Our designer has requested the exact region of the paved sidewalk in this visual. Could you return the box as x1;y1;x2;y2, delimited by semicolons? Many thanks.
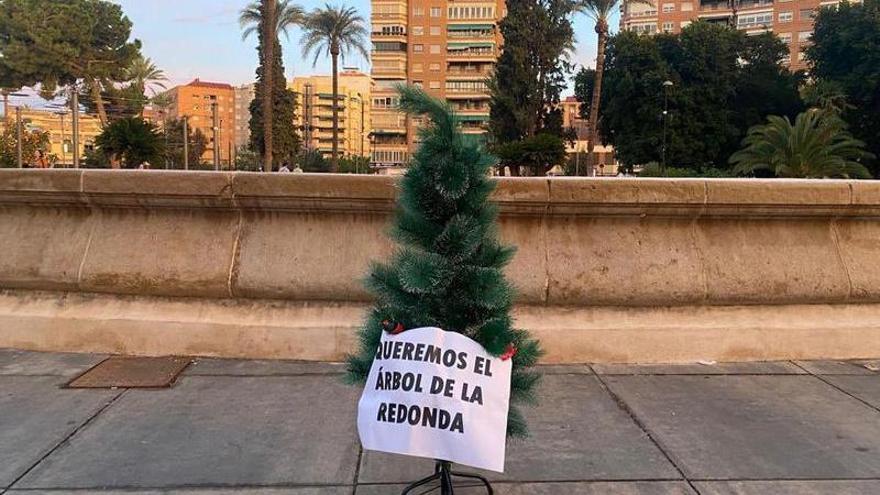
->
1;349;880;494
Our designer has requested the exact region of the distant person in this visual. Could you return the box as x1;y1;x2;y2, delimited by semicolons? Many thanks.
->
293;164;303;174
279;161;291;173
33;150;49;169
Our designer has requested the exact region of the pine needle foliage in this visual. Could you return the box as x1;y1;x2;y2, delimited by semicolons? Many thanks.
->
346;86;543;438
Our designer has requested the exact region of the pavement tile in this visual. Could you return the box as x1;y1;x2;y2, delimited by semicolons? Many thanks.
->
356;481;696;494
794;360;878;375
6;489;349;494
16;375;360;489
693;480;880;494
0;376;118;488
603;375;880;479
185;358;346;376
592;362;804;375
0;349;107;376
821;375;880;410
357;374;679;483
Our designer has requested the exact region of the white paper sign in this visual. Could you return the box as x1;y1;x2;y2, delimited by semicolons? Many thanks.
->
357;326;513;472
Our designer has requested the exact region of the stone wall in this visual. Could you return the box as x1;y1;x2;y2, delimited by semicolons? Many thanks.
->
1;169;879;363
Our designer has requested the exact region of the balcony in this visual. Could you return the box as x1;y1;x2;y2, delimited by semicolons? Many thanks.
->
447;44;496;61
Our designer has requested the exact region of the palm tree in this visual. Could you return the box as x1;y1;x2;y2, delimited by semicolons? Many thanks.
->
238;0;305;172
239;0;305;41
301;5;369;172
729;109;874;179
240;0;304;171
575;0;651;172
125;55;168;96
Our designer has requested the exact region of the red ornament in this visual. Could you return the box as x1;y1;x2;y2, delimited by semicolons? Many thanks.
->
500;343;517;361
381;320;406;335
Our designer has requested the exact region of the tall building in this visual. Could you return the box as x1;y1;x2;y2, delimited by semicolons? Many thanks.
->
370;0;506;170
234;84;255;152
1;107;102;166
163;79;236;166
620;0;843;70
290;70;372;159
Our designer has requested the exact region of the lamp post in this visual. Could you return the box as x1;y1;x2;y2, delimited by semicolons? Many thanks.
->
661;80;673;174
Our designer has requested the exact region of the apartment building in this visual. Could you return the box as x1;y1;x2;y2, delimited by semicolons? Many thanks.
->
163;79;236;166
234;84;255;152
1;107;102;166
370;0;506;170
620;0;845;70
290;71;371;159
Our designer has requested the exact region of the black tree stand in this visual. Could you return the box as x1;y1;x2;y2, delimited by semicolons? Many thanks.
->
401;460;493;494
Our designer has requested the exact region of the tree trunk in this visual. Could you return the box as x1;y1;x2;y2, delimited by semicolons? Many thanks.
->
89;79;108;127
331;47;340;173
261;0;275;172
586;19;608;175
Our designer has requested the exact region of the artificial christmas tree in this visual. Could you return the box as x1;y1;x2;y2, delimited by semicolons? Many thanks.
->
347;86;542;439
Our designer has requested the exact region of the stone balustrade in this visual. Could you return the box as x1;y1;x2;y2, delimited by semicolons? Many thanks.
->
1;169;879;363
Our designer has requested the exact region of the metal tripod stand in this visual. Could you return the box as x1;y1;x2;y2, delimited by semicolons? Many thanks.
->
401;460;493;494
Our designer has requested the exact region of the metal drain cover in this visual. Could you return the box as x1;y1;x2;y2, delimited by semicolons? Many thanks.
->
67;356;191;388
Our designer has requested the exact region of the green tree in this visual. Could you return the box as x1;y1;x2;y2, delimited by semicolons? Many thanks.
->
79;82;147;123
346;86;542;437
807;0;880;175
240;0;304;171
599;22;802;173
488;0;574;175
301;5;370;171
162;118;207;168
0;126;49;168
0;0;142;126
574;0;651;170
729;109;873;179
573;67;596;120
494;133;567;176
94;117;163;168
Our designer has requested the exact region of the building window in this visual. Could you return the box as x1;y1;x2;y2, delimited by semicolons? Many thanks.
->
778;32;792;44
429;63;440;71
430;25;440;35
778;11;793;22
680;20;692;28
413;7;424;16
681;2;693;10
413;63;423;72
413;44;424;52
798;30;812;42
430;44;441;54
662;3;674;12
662;21;674;32
630;23;657;34
413;80;423;88
429;81;440;89
412;26;424;36
430;7;441;17
737;12;773;28
800;8;814;20
797;51;805;61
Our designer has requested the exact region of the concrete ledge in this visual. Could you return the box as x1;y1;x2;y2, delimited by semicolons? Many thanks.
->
2;290;879;364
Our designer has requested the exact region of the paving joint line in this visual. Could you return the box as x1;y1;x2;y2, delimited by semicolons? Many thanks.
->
351;444;364;495
591;372;702;495
5;388;128;491
183;372;346;378
791;361;880;415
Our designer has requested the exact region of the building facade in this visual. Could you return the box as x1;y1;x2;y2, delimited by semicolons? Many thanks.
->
560;97;617;176
370;0;506;170
620;0;843;71
1;107;102;166
163;79;236;166
234;84;255;152
290;71;371;159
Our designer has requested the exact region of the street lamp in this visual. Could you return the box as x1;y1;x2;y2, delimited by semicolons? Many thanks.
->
661;80;673;174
